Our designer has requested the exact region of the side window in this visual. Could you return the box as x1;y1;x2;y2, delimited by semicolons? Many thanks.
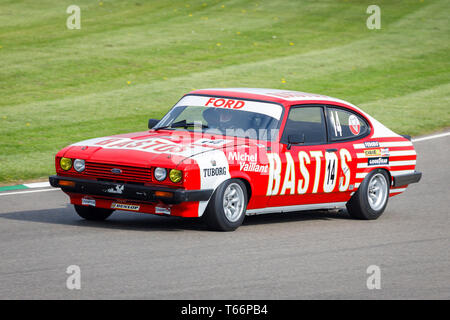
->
326;107;369;140
281;106;327;144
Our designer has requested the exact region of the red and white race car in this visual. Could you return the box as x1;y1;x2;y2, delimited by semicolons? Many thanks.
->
49;88;421;231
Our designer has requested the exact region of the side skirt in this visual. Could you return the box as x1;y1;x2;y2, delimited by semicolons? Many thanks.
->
246;202;347;216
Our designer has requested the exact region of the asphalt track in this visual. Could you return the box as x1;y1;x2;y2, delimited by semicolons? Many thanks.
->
0;133;448;299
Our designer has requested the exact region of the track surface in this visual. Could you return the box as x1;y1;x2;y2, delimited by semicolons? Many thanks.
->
0;136;448;299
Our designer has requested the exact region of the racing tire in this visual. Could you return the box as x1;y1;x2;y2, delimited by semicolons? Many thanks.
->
202;179;248;231
74;205;114;221
346;169;390;220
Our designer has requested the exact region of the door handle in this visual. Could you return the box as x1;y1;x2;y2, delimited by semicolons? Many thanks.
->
326;148;338;153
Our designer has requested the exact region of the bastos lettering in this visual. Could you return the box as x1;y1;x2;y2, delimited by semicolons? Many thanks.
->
93;138;186;153
266;149;352;196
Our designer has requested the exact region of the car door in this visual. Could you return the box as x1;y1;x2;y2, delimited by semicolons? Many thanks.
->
266;105;332;208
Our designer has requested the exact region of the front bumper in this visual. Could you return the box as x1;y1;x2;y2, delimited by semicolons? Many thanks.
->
392;171;422;187
49;175;213;204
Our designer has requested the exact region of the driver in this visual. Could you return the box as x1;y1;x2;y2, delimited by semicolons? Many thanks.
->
202;108;236;132
218;109;234;128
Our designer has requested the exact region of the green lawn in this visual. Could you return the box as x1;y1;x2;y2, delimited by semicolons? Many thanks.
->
0;0;449;183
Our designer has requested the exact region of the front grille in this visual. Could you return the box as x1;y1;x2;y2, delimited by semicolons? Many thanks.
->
84;162;153;183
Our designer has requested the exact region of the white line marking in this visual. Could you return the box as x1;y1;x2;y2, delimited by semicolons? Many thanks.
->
23;182;51;188
0;188;58;196
412;132;450;142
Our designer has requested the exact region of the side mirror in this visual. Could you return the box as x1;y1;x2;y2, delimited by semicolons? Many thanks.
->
148;119;160;129
287;134;305;150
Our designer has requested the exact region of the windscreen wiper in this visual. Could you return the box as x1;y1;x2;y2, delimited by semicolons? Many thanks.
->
154;120;209;131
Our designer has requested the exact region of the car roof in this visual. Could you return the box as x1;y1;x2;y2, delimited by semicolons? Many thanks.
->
185;88;400;139
188;88;356;107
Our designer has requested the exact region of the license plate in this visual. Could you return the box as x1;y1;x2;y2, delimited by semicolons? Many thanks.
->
82;198;96;207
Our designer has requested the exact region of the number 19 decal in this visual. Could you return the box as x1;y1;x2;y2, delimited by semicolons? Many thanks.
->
324;152;338;193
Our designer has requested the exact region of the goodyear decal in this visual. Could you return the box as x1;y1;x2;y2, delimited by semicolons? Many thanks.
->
368;157;389;166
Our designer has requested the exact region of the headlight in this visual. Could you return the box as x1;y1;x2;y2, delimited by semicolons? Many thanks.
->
73;159;85;172
154;167;167;181
60;158;72;171
169;169;182;183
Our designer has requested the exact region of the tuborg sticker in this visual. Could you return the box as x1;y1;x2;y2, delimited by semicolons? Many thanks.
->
203;167;227;177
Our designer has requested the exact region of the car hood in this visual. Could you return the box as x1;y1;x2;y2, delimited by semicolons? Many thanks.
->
61;130;256;168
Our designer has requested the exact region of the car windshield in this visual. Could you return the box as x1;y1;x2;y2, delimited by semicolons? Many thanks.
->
154;105;281;140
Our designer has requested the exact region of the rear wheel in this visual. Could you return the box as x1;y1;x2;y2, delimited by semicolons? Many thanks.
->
74;205;114;221
346;169;390;220
202;179;248;231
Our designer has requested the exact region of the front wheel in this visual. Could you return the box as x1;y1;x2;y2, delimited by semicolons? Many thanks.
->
74;205;114;221
346;169;390;220
202;179;248;231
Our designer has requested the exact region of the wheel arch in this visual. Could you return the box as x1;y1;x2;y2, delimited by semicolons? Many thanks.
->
347;167;391;220
229;172;252;201
383;168;393;188
236;177;252;201
358;167;392;190
198;176;252;218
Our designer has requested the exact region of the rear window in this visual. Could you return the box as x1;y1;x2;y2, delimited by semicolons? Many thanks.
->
326;107;369;140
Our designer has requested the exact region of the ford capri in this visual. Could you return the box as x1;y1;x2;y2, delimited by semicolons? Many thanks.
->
49;88;421;231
